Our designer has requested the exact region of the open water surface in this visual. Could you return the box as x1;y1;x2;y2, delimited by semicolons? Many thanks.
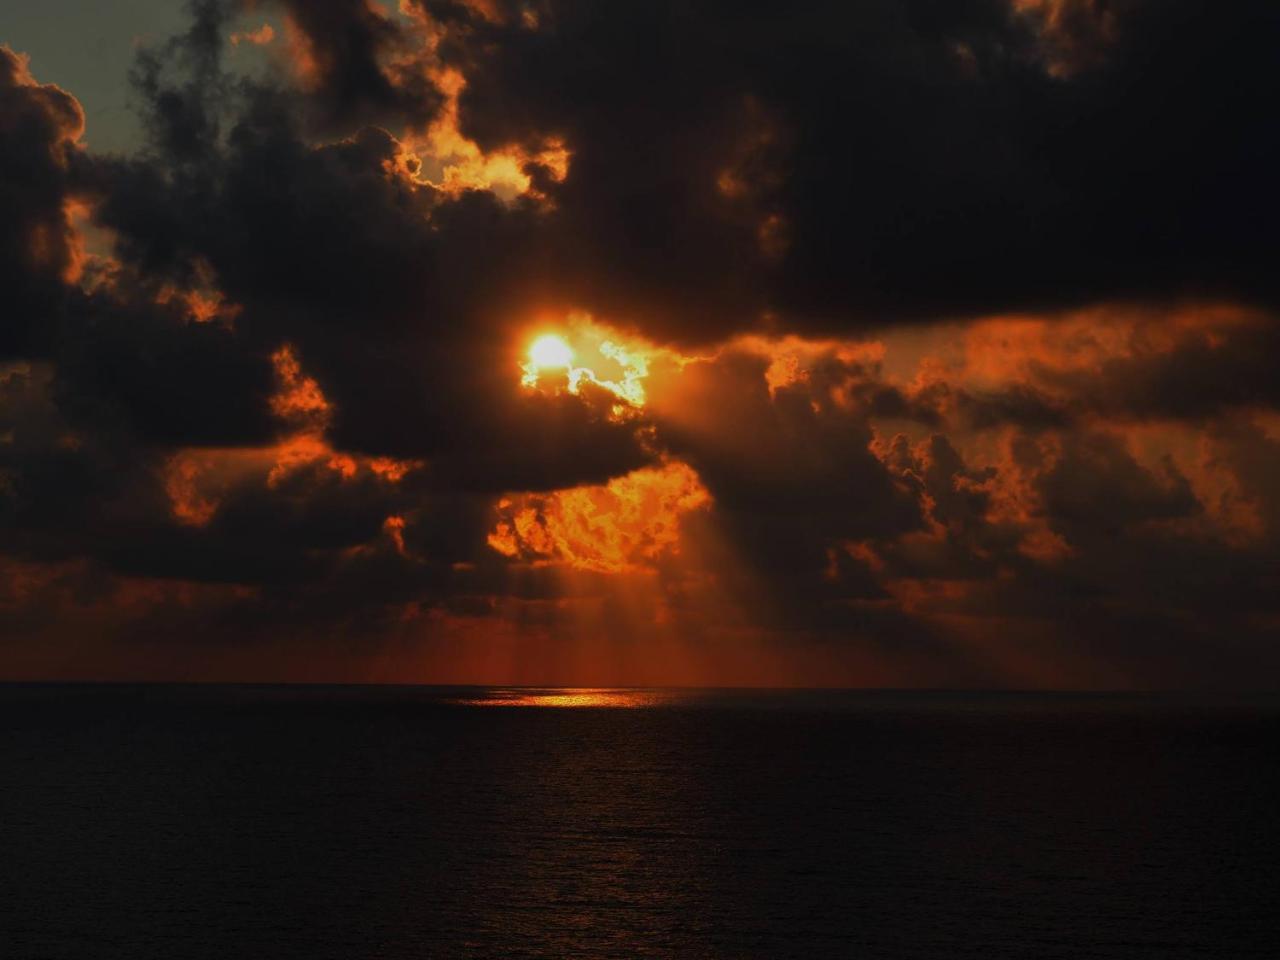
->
1;685;1277;958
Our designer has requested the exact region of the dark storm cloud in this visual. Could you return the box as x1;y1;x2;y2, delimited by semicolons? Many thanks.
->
0;363;172;567
902;306;1280;433
80;13;651;487
874;417;1280;684
419;0;1280;339
273;0;444;134
1;358;456;627
2;0;652;634
124;0;442;153
648;347;923;632
1036;432;1201;542
128;0;231;165
638;324;1278;679
957;390;1060;432
662;350;919;530
54;289;278;448
0;45;84;358
1050;316;1280;423
2;0;1280;683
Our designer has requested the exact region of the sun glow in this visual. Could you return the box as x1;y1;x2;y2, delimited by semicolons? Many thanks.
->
518;319;668;411
528;334;573;370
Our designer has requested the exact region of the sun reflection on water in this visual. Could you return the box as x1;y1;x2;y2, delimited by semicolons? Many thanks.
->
449;688;675;708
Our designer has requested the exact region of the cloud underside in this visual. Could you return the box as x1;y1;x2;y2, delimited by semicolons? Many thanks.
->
2;0;1280;686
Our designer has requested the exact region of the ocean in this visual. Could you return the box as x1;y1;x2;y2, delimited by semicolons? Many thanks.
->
1;685;1276;958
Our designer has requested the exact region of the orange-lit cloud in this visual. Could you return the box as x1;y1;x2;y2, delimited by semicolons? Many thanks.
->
407;67;569;200
488;459;711;573
270;344;331;428
163;451;222;526
1012;0;1119;76
1;47;85;138
383;514;408;556
265;346;422;485
159;344;421;526
230;23;276;47
517;314;692;413
152;259;242;324
730;333;887;400
950;303;1259;388
281;13;323;88
2;46;85;296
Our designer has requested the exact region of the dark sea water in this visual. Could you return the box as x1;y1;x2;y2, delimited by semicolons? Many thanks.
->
1;686;1277;959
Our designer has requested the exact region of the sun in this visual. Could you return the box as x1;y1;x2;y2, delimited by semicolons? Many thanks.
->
518;319;655;410
528;334;573;369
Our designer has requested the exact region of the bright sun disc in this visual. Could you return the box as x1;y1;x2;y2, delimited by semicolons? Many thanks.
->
529;334;573;369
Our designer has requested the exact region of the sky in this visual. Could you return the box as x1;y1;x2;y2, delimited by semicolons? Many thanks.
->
2;0;1279;687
